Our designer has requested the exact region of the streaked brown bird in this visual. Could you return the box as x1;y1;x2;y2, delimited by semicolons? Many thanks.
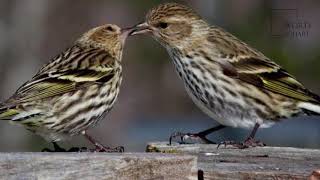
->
132;3;320;148
0;24;131;152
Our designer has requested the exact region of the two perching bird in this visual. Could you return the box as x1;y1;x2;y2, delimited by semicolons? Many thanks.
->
0;3;319;151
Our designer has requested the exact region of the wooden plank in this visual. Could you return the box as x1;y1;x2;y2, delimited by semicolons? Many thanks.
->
0;152;197;180
147;142;320;179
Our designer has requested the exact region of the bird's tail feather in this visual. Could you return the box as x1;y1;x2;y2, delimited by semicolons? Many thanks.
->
298;102;320;116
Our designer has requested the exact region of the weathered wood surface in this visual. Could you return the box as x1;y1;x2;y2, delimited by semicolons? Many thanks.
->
147;142;320;180
0;152;197;180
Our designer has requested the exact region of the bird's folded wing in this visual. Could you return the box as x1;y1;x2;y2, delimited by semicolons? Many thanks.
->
6;69;115;105
222;57;320;103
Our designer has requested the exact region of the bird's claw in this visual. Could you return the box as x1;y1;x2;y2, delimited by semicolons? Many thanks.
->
42;143;88;152
93;143;124;153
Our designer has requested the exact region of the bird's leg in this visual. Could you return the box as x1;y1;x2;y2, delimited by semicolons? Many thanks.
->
42;142;64;152
242;123;265;147
169;125;226;145
41;142;88;152
52;142;67;152
217;123;265;149
82;131;124;152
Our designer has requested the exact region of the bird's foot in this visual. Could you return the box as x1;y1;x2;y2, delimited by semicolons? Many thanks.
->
169;131;216;145
81;130;124;152
42;142;88;152
92;143;124;153
217;138;265;149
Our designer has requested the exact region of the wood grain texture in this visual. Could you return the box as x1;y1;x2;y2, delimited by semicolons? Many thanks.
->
0;152;197;180
147;142;320;180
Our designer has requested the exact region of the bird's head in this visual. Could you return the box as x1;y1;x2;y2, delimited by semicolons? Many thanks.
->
131;3;209;49
77;24;132;59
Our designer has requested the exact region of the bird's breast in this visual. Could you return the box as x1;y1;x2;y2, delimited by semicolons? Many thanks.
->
168;52;277;128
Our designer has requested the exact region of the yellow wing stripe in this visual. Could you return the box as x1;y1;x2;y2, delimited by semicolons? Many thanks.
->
262;79;315;102
0;109;19;119
17;83;76;103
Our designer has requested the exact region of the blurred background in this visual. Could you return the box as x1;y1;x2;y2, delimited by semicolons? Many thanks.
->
0;0;319;152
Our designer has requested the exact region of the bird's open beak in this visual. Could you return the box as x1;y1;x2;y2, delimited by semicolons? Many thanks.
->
120;28;135;44
130;22;152;36
120;27;134;37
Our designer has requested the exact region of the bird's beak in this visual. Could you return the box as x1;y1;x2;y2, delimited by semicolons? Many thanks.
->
120;28;134;44
120;27;134;37
130;22;152;36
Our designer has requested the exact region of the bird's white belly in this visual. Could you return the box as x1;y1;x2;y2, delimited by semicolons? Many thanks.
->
185;87;274;129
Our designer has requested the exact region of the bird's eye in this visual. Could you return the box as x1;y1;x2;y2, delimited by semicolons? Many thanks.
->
157;22;168;29
106;26;115;32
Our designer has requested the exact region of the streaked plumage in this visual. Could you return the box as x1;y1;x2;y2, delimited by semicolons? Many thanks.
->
132;3;320;147
0;24;130;150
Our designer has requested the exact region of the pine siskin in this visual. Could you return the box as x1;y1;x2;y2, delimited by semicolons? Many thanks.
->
131;3;320;148
0;24;132;152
